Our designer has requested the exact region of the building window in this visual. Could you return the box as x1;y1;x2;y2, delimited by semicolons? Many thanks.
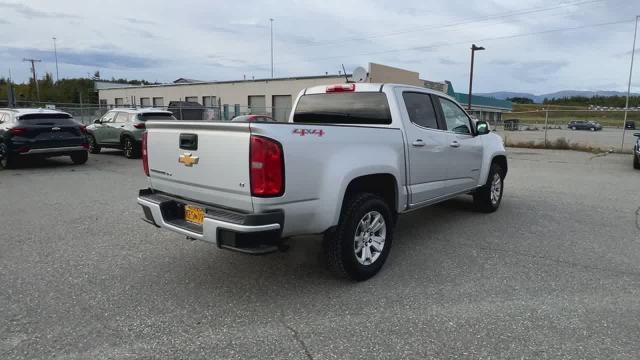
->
140;97;151;107
202;96;216;108
99;99;107;107
115;98;124;107
185;96;198;104
152;97;164;107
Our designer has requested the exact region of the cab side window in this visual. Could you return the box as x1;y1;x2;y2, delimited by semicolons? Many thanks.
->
438;97;472;135
403;92;438;129
113;112;127;123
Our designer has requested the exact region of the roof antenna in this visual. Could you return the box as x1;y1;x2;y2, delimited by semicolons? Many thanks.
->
341;64;350;83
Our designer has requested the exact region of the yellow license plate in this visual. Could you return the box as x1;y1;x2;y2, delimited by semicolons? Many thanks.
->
184;205;204;225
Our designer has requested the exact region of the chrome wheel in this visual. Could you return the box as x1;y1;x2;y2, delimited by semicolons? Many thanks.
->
354;211;386;265
490;173;502;206
123;138;133;158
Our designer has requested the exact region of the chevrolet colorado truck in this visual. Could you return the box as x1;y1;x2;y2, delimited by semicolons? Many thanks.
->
137;83;507;280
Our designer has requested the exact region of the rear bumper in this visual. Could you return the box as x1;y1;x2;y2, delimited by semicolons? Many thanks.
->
137;189;283;253
23;146;87;155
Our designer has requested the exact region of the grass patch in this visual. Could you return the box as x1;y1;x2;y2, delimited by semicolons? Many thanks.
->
504;137;611;153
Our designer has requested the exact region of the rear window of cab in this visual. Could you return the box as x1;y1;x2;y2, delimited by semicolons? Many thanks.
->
293;92;391;125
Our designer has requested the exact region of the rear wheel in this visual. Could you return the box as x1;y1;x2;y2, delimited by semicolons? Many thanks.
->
70;151;88;165
122;137;139;159
571;126;576;130
0;143;15;169
634;153;640;169
590;127;595;131
87;134;101;154
324;193;394;281
473;163;505;213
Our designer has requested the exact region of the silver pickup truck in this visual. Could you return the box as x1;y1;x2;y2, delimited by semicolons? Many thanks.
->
137;83;507;280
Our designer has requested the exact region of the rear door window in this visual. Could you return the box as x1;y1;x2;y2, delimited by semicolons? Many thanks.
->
293;92;391;124
402;92;439;129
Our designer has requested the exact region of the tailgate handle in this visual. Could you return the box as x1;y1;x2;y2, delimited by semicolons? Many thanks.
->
179;133;198;150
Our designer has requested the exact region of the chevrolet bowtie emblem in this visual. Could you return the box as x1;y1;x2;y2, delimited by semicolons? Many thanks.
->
178;153;199;167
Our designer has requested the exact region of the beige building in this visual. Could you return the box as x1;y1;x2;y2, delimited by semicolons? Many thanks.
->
97;62;450;121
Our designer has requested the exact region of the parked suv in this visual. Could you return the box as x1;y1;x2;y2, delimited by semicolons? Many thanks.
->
86;108;176;158
0;108;89;169
568;120;602;131
633;132;640;170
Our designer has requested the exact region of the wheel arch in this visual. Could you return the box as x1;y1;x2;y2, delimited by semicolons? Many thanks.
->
339;173;399;220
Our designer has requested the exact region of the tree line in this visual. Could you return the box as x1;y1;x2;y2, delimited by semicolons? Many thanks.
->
507;95;640;107
1;73;155;105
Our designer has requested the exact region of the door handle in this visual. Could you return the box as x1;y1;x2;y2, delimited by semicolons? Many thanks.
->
450;140;460;148
412;139;425;147
120;125;125;128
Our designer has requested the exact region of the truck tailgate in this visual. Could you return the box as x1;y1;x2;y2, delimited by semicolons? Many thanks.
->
145;121;253;212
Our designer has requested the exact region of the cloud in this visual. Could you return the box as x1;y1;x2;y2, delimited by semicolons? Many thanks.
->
494;60;569;83
0;46;157;69
439;57;460;65
123;17;157;25
0;1;78;19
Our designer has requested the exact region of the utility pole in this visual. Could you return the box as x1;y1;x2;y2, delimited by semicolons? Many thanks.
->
23;58;42;102
52;36;59;83
467;44;485;111
622;15;639;152
270;18;274;78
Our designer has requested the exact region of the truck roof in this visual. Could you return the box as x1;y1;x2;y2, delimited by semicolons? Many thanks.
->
108;107;173;114
303;83;457;101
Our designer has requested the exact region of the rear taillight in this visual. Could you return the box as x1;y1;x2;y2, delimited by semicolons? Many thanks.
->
9;128;27;136
250;135;284;197
133;123;146;129
326;83;355;92
142;131;149;176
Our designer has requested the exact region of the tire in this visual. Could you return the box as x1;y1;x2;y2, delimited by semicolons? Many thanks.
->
473;163;505;213
87;134;101;154
70;151;88;165
324;193;394;281
590;127;595;131
571;126;576;130
122;136;140;159
634;153;640;170
0;143;15;169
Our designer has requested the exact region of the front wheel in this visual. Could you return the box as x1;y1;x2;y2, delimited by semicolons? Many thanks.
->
473;163;505;213
571;126;576;130
87;134;101;154
590;127;595;131
324;193;394;281
70;151;88;165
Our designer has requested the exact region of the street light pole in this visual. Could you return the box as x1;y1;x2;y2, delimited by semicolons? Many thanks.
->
23;58;42;102
270;18;274;78
468;44;485;111
622;15;639;152
52;36;59;83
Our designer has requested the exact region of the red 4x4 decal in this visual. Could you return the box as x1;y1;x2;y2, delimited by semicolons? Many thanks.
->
293;128;325;137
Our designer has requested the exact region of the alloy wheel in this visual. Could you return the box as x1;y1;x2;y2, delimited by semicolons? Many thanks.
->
490;173;502;206
353;211;386;266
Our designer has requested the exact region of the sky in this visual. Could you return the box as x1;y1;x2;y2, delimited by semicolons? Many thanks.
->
1;0;640;94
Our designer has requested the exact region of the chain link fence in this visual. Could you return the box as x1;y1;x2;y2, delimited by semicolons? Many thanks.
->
493;109;639;153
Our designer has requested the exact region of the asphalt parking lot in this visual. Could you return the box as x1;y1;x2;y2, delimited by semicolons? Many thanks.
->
1;148;639;359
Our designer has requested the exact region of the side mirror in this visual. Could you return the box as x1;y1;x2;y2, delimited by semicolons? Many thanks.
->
476;121;490;135
93;119;101;124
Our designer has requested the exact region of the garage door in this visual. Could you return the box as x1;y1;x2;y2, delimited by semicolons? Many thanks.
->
248;95;266;115
272;95;292;122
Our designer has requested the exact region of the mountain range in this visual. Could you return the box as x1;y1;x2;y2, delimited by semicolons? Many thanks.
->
476;90;639;103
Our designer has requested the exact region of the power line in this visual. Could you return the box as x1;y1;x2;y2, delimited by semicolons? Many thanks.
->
271;18;635;67
282;0;607;51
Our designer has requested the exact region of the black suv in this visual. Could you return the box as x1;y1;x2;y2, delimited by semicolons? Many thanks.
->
568;120;602;131
633;132;640;170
